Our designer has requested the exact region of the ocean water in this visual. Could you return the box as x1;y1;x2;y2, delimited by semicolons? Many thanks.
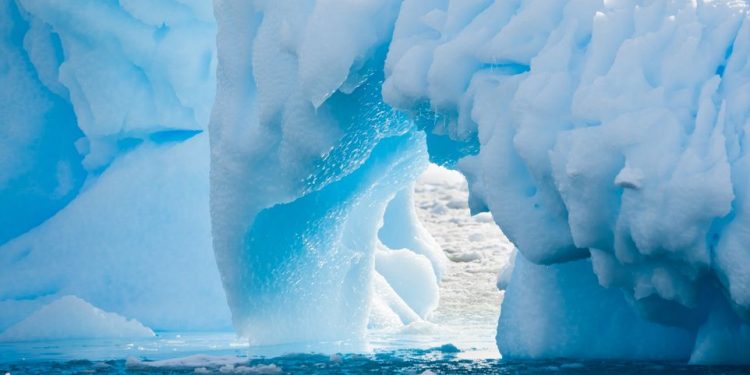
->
1;332;749;374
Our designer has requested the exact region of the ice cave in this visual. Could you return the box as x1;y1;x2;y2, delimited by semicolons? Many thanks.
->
2;0;750;372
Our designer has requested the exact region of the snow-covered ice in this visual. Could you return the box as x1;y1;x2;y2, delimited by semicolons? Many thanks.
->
381;0;750;363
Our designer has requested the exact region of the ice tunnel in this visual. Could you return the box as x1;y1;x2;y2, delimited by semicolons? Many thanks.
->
2;0;750;366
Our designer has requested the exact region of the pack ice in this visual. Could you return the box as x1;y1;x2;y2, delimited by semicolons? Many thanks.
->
1;0;750;365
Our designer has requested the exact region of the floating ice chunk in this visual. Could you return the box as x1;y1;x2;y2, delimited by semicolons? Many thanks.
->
0;295;154;342
447;252;481;263
210;0;437;349
126;355;282;374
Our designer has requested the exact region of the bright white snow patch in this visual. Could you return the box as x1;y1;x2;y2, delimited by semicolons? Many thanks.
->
0;295;154;342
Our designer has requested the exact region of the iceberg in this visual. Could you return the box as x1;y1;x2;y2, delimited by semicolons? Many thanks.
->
2;0;750;365
0;0;229;332
381;0;750;363
209;0;750;363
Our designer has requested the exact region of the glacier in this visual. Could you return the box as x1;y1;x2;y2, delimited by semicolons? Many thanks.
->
2;0;750;366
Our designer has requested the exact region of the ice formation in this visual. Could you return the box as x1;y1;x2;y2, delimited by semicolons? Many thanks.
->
210;0;750;363
0;295;155;342
209;1;444;349
3;0;750;365
0;0;230;332
379;0;750;364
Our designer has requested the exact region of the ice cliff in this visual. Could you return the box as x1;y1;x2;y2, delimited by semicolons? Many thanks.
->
0;0;230;331
210;0;750;363
381;0;750;363
2;0;750;364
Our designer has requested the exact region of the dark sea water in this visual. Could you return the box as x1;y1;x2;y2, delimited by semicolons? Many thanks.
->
3;354;750;374
1;333;748;374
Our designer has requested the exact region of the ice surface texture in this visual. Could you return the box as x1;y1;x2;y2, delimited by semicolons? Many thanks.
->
0;295;154;342
3;0;750;364
0;0;230;332
210;1;445;349
210;0;750;362
380;0;750;364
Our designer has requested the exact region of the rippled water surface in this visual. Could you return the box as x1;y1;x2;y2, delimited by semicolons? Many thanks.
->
3;352;750;374
1;333;749;374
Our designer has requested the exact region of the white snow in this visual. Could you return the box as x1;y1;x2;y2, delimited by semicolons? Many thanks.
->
0;295;154;342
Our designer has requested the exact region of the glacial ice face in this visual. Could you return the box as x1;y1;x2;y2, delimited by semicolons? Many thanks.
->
499;256;695;360
0;0;229;332
382;0;750;363
212;0;750;362
210;1;444;348
0;1;84;244
0;136;229;332
3;0;750;364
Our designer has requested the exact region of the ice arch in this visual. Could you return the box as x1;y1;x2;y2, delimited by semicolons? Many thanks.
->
1;0;749;365
210;0;750;364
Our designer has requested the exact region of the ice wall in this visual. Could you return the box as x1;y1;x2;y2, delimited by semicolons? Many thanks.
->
4;0;750;364
382;0;750;364
210;1;444;349
0;0;230;332
209;0;750;361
